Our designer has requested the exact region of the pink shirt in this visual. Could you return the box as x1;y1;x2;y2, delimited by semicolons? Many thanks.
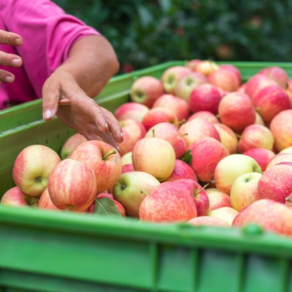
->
0;0;100;109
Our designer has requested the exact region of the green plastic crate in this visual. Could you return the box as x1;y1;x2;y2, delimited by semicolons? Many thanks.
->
0;61;292;292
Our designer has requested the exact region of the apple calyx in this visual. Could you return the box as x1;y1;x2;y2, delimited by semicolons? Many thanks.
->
103;150;117;160
35;176;42;183
115;183;126;191
152;129;155;138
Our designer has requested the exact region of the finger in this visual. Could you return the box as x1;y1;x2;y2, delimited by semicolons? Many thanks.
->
0;30;23;46
42;79;60;121
59;96;71;105
87;102;108;133
0;51;22;67
101;108;123;143
0;69;15;83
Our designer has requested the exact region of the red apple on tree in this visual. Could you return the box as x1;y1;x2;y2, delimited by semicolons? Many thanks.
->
115;102;149;123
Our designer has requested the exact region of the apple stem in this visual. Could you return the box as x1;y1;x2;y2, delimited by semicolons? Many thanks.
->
180;132;188;138
152;129;155;138
195;184;209;196
235;133;242;139
177;119;186;126
202;183;210;190
216;114;220;119
103;150;117;160
255;107;261;112
285;197;292;203
140;190;148;196
285;82;289;91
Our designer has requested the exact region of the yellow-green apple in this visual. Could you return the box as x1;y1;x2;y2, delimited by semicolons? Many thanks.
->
115;102;149;122
173;179;210;216
218;92;256;133
205;188;231;211
270;109;292;152
142;108;177;131
214;154;262;195
254;112;265;125
258;66;289;88
122;164;135;174
60;133;87;160
13;145;61;197
245;74;277;101
257;164;292;203
187;137;229;183
214;123;238;154
194;60;219;76
285;80;292;105
48;159;97;211
208;207;238;226
178;119;220;147
161;66;191;94
243;148;275;171
70;141;122;193
189;84;222;114
152;94;190;121
113;171;160;217
280;146;292;154
38;188;60;211
145;123;187;158
232;199;292;237
220;64;242;84
139;182;197;223
122;152;132;165
118;119;146;156
163;159;197;182
265;153;292;170
188;111;220;124
230;172;262;211
132;138;175;181
1;186;38;207
130;76;164;107
238;125;274;153
185;59;201;70
174;72;208;102
253;85;290;123
188;216;230;227
208;67;240;92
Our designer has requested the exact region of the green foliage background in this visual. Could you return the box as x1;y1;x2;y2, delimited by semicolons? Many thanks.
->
54;0;292;73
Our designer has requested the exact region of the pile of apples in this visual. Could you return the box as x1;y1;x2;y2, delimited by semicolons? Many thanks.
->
2;59;292;238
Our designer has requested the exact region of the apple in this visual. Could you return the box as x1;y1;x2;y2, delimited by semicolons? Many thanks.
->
218;92;256;133
214;154;262;195
220;64;242;84
238;125;274;153
213;123;238;155
280;146;292;154
13;145;61;197
152;94;190;121
38;188;60;210
266;153;292;170
270;109;292;152
254;112;265;126
208;207;238;226
189;84;222;114
258;66;289;88
113;171;160;217
60;133;87;160
48;159;97;211
118;119;146;156
230;172;262;211
285;80;292;105
252;85;290;123
70;141;122;193
178;119;220;147
139;182;197;222
232;199;292;237
188;216;230;227
96;193;114;199
208;67;240;92
130;76;164;107
237;83;246;93
174;72;208;102
243;148;275;171
161;66;191;94
115;102;149;122
1;186;38;207
194;60;219;76
132;138;175;181
122;152;132;165
188;111;220;124
205;188;231;211
185;59;201;70
121;164;135;174
187;137;229;183
163;159;197;182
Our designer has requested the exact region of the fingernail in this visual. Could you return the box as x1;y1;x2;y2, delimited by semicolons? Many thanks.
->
15;38;22;45
120;132;123;138
12;59;21;66
5;76;14;83
43;109;54;120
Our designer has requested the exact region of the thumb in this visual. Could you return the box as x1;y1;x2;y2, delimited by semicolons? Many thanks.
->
42;80;60;121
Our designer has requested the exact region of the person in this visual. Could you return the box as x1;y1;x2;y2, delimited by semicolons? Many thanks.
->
0;0;123;149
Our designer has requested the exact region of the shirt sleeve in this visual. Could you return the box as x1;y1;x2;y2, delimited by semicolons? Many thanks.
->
0;0;101;98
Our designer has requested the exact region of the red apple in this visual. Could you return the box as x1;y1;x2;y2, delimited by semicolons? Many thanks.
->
205;188;231;211
220;64;242;84
213;123;238;154
139;182;197;222
194;60;219;76
13;145;61;197
254;112;265;126
266;153;292;170
48;159;97;211
185;59;201;70
130;76;164;107
187;137;229;183
189;84;222;114
218;92;256;133
115;102;149;122
60;133;87;160
187;111;220;124
188;216;230;227
163;159;197;182
259;66;289;88
96;193;114;200
38;188;60;211
70;141;122;193
232;199;292;237
285;80;292;105
237;83;246;93
121;164;135;174
1;186;38;207
243;148;275;171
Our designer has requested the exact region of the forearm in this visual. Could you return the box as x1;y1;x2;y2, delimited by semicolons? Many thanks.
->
56;35;119;98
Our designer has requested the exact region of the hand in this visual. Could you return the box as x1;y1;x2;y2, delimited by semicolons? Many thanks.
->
42;69;123;150
0;29;23;83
